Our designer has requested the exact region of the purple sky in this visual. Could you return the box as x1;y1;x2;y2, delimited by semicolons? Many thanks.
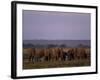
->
22;10;90;40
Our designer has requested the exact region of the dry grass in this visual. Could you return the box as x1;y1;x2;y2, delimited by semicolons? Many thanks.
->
23;58;90;69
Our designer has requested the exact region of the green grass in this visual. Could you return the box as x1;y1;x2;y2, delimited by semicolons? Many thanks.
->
23;59;90;69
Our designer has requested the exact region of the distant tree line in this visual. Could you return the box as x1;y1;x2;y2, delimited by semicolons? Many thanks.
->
23;43;90;48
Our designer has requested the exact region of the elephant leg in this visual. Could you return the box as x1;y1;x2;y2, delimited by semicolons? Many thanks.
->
32;56;34;63
29;56;32;62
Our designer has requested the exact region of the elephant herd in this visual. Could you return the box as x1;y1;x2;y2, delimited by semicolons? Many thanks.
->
23;47;90;63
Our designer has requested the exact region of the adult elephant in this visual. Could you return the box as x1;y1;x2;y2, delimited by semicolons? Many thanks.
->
48;48;60;61
44;48;51;61
66;49;75;60
74;48;88;60
23;48;35;63
28;48;36;62
33;48;45;62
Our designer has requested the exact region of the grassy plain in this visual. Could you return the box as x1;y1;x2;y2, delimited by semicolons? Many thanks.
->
23;58;90;69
